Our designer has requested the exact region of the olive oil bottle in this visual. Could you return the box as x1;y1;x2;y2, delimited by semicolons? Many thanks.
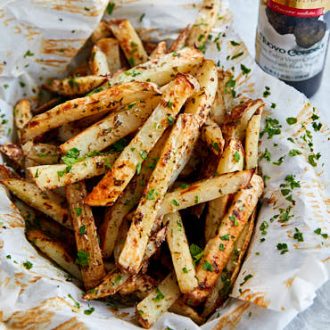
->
256;0;330;97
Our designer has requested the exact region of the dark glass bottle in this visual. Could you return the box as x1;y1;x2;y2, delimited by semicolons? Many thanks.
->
256;0;330;98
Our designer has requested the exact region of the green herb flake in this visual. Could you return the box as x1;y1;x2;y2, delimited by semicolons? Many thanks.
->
231;52;244;60
212;142;220;152
84;306;95;315
167;100;173;109
179;183;189;189
220;234;230;241
171;199;180;207
230;40;240;46
272;156;285;166
219;243;225;251
260;221;269;235
182;267;189;273
139;150;148;160
277;243;289;254
240;274;253;286
203;260;214;272
271;103;277;109
146;189;156;200
106;2;115;15
240;64;251;75
23;260;33;270
260;148;271;161
263;86;271;98
260;117;281;139
190;244;203;264
24;50;34;58
293;228;304;242
68;293;80;309
233;151;241;162
314;228;328;239
79;225;87;236
289;149;302;157
167;115;175;126
286;117;297;125
74;207;82;216
76;250;89;266
139;13;145;22
152;288;165;302
136;162;142;175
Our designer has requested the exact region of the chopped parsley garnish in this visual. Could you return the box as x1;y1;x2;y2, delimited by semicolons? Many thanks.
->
74;207;82;216
293;228;304;242
230;40;240;46
229;215;239;226
136;162;142;174
194;195;199;204
260;221;269;235
106;2;115;15
314;228;328;239
311;108;322;131
171;199;180;207
260;118;281;139
62;147;80;166
76;250;89;266
220;234;230;241
84;306;95;315
286;117;297;125
308;153;321;167
180;183;189;189
272;155;285;166
152;288;165;302
231;52;244;60
260;148;271;161
240;274;253;286
190;244;203;264
240;64;251;75
23;260;33;270
24;50;34;58
212;142;220;152
233;151;241;162
182;267;189;273
289;149;302;157
224;77;236;97
166;100;173;108
219;243;225;251
79;225;87;235
68;294;80;309
139;150;148;160
263;86;271;98
139;13;145;22
277;243;289;254
111;138;128;152
146;189;156;200
167;115;175;126
271;103;277;109
203;260;214;272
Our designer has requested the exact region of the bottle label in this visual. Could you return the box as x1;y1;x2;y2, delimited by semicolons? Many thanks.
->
256;1;329;82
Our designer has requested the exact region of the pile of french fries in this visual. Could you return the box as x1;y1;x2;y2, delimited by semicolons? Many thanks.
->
0;1;265;327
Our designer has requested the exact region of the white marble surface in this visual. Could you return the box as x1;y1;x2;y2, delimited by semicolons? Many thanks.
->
232;1;330;329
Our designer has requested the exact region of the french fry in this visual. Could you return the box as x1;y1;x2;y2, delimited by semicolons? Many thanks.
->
201;118;225;156
169;299;204;325
60;97;160;156
96;38;121;73
14;99;33;136
66;182;105;290
28;153;118;190
0;144;24;168
223;99;264;140
245;114;262;170
118;113;200;273
85;74;198;207
136;273;181;329
100;131;169;258
112;216;130;263
150;41;167;60
160;170;253;215
205;139;244;241
108;47;203;87
188;174;263;304
91;21;111;43
21;81;160;142
202;213;255;318
118;274;157;298
44;76;107;97
169;26;190;52
89;45;110;75
109;19;148;66
33;97;63;115
26;229;82;281
0;178;71;228
84;227;167;300
186;0;220;50
166;212;198;294
22;142;59;165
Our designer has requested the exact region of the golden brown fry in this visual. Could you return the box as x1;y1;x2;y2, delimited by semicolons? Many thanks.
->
0;144;24;168
150;41;167;60
166;212;198;294
22;142;59;165
89;45;110;75
96;38;121;73
27;229;82;281
118;113;200;273
201;118;225;156
60;97;160;156
160;170;253;215
169;299;204;325
21;81;160;142
91;21;111;43
186;0;220;50
85;74;198;207
245;113;262;170
108;47;203;86
169;26;190;52
136;273;181;329
118;274;156;298
188;175;263;304
1;178;71;228
66;182;105;290
44;76;106;97
205;139;244;241
109;19;148;66
14;99;32;134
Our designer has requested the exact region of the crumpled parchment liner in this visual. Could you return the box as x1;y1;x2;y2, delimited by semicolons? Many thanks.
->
0;1;329;329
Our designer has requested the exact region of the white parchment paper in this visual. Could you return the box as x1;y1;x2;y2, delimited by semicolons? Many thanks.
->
0;1;329;329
